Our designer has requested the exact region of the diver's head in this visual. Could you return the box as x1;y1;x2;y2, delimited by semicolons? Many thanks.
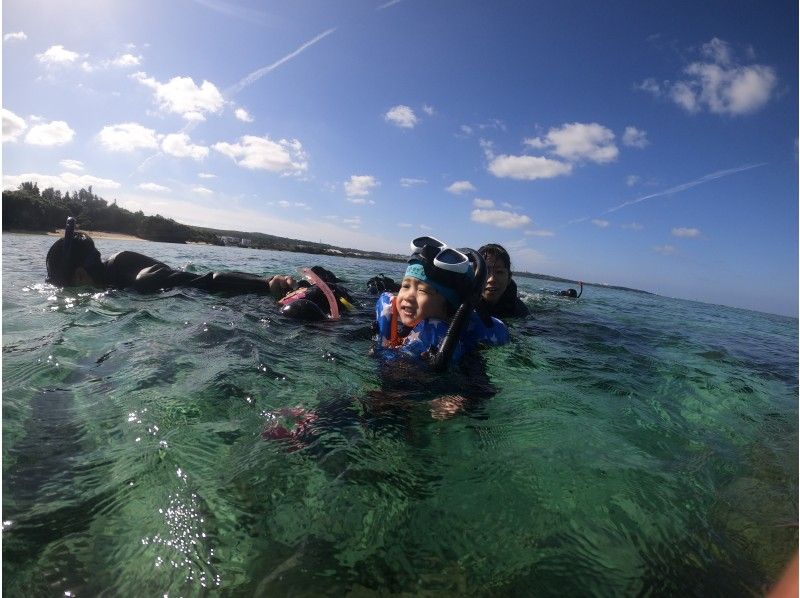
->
565;288;578;298
403;236;478;321
478;243;512;305
46;218;105;287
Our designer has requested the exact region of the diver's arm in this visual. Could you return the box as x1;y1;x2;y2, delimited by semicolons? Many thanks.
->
132;265;280;295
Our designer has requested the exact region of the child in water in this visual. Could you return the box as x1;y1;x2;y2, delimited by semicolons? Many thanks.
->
374;236;509;364
262;237;510;441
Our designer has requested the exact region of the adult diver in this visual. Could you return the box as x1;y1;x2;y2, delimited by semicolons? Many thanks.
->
45;217;355;319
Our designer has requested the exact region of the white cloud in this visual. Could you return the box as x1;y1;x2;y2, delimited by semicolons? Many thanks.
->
198;172;216;178
4;32;27;42
654;244;676;255
471;208;532;229
621;222;644;231
473;198;495;208
488;154;572;180
161;133;209;160
400;177;426;187
132;72;225;121
591;219;610;228
671;226;700;237
525;122;618;163
625;175;641;187
234;107;254;122
385;105;418;128
525;229;555;237
60;159;84;171
193;186;213;195
212;135;307;174
622;126;649;148
344;175;379;199
398;222;413;228
446;180;476;195
3;171;120;191
36;44;80;65
139;182;170;192
108;53;141;68
702;37;733;65
97;122;160;152
422;104;434;116
342;216;362;228
2;109;27;142
273;200;309;210
25;120;75;146
638;37;777;116
636;78;661;95
347;197;375;205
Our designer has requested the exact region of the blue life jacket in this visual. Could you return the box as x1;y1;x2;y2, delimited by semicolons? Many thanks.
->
374;292;509;363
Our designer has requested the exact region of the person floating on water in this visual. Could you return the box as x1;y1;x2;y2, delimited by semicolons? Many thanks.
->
556;281;583;298
45;217;355;318
477;243;530;318
373;236;509;367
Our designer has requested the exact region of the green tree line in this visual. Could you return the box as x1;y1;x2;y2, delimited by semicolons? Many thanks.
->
2;182;218;244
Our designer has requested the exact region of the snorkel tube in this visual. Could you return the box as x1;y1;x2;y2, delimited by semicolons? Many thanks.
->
428;248;487;372
64;216;76;254
298;266;340;320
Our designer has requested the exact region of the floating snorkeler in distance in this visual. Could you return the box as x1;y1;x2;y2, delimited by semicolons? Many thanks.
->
556;281;583;298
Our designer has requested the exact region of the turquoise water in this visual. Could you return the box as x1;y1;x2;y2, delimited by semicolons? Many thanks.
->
3;233;797;596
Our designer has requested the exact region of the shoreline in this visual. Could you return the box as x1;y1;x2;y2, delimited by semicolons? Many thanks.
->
5;229;146;241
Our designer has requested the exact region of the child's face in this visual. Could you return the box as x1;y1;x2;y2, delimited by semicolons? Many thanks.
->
396;276;448;326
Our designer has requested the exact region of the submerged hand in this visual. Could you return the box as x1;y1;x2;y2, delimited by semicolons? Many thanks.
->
430;394;468;420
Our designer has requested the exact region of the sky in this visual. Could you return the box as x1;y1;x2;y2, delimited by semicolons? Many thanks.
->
2;0;798;317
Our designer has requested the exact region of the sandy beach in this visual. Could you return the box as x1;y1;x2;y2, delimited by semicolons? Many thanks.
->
43;229;143;241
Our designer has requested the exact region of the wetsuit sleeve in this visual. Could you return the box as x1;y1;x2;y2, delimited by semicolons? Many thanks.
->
133;266;270;294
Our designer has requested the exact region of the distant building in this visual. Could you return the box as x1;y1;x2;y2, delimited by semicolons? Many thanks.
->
218;235;251;247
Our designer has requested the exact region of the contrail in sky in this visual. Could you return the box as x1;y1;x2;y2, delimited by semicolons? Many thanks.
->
559;162;767;228
603;162;767;214
227;28;337;96
377;0;403;9
191;0;268;25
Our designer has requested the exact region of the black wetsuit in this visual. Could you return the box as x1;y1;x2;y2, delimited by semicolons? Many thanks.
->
102;251;271;294
480;279;529;318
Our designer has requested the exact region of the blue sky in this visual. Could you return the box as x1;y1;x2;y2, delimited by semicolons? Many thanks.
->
2;0;797;316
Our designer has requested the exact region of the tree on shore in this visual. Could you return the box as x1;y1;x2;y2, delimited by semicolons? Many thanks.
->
2;182;217;244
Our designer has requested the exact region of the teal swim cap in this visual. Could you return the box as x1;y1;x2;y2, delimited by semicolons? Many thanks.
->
404;261;461;306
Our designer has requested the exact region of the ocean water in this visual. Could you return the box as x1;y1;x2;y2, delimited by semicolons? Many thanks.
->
2;232;797;596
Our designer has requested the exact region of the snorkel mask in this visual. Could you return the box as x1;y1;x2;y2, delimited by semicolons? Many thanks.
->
408;236;481;304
